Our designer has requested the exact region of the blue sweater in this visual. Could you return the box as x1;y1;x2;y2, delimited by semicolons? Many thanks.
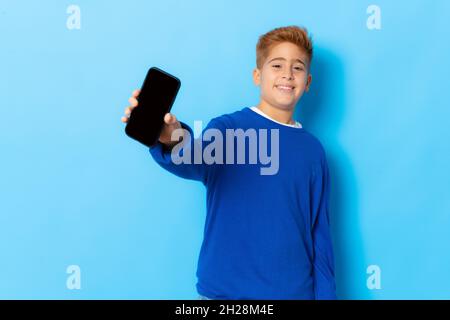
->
149;106;337;300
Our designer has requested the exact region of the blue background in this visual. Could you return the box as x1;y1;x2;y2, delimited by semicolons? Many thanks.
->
1;0;449;299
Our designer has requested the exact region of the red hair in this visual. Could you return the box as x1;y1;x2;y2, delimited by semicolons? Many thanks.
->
256;25;313;69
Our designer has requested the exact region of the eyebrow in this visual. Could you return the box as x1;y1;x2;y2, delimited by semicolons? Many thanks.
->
268;57;306;67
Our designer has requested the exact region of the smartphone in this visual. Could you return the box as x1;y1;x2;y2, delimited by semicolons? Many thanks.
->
125;67;181;147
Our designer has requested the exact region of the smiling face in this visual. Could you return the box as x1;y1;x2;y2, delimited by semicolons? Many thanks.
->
253;42;312;112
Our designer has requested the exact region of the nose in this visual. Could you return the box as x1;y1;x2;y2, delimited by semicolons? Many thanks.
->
282;70;294;80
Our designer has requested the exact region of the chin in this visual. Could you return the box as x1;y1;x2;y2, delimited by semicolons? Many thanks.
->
272;101;296;111
275;97;298;107
271;96;300;108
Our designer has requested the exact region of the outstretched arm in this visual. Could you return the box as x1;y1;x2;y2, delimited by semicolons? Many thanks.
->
149;119;217;184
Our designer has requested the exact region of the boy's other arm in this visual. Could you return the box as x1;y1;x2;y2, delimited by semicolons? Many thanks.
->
310;155;338;300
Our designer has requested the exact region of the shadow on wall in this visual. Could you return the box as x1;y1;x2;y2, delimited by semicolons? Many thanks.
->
295;46;372;300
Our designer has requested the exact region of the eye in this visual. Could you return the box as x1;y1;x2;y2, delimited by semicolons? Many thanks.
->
272;64;281;68
294;66;304;71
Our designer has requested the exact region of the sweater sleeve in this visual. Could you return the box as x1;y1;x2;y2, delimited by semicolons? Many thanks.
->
310;154;337;300
148;118;223;185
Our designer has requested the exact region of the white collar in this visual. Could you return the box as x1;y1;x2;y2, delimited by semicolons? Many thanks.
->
250;106;302;128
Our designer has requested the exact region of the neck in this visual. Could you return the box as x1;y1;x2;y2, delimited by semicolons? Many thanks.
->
255;100;295;125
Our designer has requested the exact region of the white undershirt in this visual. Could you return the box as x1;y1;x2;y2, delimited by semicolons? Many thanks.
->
250;106;302;128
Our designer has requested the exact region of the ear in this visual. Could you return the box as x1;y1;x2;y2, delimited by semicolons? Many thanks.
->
253;68;261;86
305;73;312;92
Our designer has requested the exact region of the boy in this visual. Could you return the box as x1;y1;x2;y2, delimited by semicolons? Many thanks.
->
121;26;337;300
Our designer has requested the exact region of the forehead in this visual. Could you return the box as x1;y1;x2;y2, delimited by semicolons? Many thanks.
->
266;42;308;64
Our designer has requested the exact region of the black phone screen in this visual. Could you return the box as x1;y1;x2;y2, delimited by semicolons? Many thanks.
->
125;67;181;147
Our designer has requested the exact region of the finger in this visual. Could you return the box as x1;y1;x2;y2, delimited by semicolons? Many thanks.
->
128;97;138;107
132;89;141;97
124;106;132;116
121;116;129;123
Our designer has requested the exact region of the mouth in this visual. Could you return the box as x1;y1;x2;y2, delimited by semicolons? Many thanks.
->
275;85;295;93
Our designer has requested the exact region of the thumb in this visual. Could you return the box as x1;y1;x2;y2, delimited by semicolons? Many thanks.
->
164;113;178;125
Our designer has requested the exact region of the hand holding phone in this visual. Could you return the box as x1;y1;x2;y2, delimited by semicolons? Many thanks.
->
122;90;183;148
123;67;181;147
